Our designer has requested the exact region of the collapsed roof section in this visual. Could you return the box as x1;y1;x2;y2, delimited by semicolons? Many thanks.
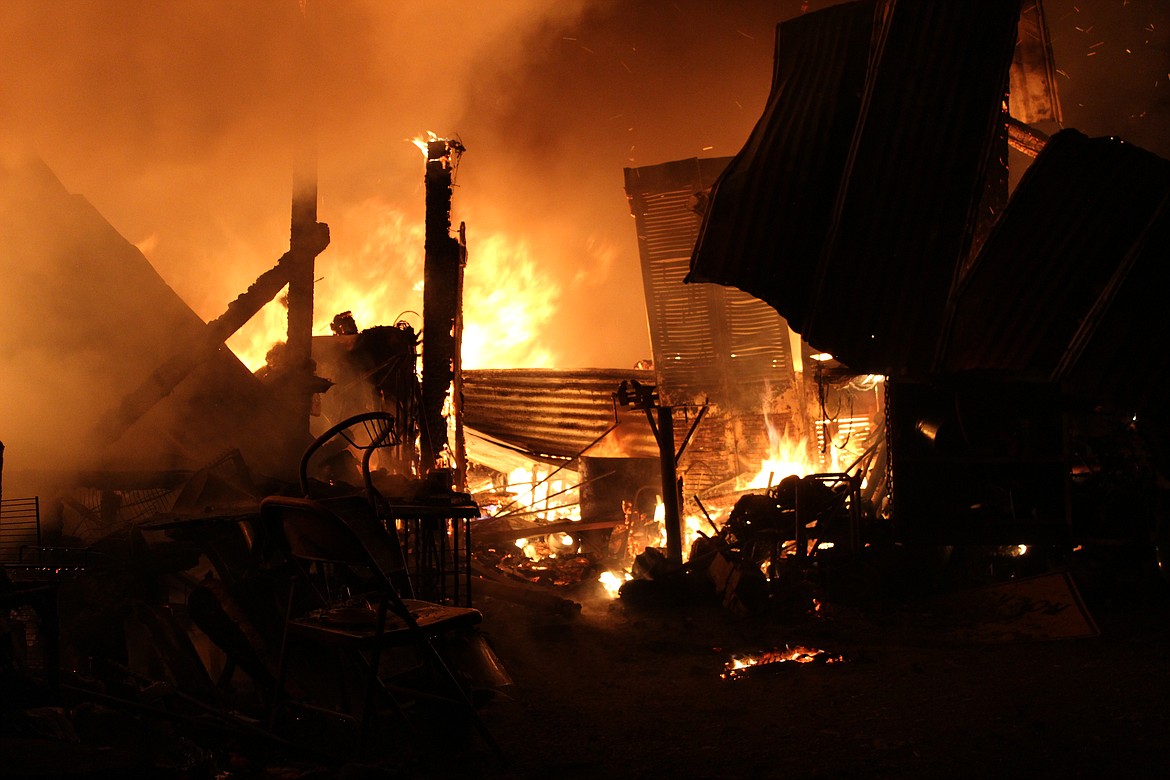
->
0;157;288;477
462;368;658;467
941;130;1170;415
688;0;1024;375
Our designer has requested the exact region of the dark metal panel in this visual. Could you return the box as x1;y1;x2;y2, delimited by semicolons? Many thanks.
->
942;131;1170;374
689;0;1021;375
942;131;1170;415
688;2;875;337
807;0;1021;374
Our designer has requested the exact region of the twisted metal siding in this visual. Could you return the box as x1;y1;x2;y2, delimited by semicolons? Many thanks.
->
624;157;794;409
689;0;1022;375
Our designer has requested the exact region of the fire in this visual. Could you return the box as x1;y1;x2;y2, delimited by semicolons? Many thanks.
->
599;569;631;597
495;466;580;523
411;130;441;157
745;421;817;490
225;194;561;372
722;645;845;680
596;498;714;599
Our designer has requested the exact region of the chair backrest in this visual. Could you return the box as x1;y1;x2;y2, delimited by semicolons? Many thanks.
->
299;412;399;498
259;496;407;586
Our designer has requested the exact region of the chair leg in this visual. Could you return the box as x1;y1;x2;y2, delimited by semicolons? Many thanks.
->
357;597;390;755
387;596;508;768
267;576;297;732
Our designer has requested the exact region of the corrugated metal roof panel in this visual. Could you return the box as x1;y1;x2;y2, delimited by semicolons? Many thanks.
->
687;2;874;338
462;368;656;460
689;0;1021;375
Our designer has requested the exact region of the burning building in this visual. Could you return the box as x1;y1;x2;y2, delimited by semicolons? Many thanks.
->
688;0;1170;560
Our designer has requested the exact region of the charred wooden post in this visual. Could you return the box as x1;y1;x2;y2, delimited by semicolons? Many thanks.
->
283;0;323;453
656;405;683;564
421;138;467;475
284;153;319;448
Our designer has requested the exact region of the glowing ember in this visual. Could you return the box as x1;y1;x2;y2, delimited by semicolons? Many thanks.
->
721;645;846;680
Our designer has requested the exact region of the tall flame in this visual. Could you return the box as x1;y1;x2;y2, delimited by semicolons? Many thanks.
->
225;195;561;372
745;419;816;490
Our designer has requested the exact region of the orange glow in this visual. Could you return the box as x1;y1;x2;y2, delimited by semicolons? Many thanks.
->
722;646;844;679
745;419;817;490
225;190;561;373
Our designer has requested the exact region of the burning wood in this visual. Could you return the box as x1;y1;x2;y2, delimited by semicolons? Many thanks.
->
721;645;847;680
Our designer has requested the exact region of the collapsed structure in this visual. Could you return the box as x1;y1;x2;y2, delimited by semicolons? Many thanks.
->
3;0;1170;771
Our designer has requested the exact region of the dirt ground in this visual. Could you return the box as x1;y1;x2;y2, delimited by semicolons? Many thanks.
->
5;547;1170;779
466;554;1170;780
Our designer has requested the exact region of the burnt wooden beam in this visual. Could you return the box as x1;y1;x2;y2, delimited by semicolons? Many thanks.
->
88;225;329;451
421;139;466;472
284;1;324;449
1007;117;1050;158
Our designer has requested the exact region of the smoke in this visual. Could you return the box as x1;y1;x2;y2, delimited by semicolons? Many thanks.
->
0;1;793;370
2;0;1166;485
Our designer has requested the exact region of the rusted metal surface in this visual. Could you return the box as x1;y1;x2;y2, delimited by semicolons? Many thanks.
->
1008;116;1050;158
1009;0;1062;125
689;0;1022;375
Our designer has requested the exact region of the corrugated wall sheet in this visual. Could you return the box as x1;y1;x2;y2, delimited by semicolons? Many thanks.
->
462;368;656;460
624;157;795;409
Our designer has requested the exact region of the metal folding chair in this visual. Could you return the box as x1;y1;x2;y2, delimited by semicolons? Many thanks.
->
259;495;504;766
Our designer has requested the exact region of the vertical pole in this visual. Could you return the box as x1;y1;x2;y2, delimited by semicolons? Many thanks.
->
421;140;465;472
657;405;684;565
286;153;317;447
452;223;468;490
285;1;321;455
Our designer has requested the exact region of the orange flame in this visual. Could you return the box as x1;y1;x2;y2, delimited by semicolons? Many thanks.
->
225;195;561;372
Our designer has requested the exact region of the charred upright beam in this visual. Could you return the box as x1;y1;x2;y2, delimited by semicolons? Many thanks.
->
284;0;323;450
616;380;684;565
421;139;466;470
285;151;319;446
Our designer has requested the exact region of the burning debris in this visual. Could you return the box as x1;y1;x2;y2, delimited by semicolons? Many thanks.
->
721;645;848;681
5;1;1170;776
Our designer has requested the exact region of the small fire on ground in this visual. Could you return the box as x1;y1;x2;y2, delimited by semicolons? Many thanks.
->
722;645;847;680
